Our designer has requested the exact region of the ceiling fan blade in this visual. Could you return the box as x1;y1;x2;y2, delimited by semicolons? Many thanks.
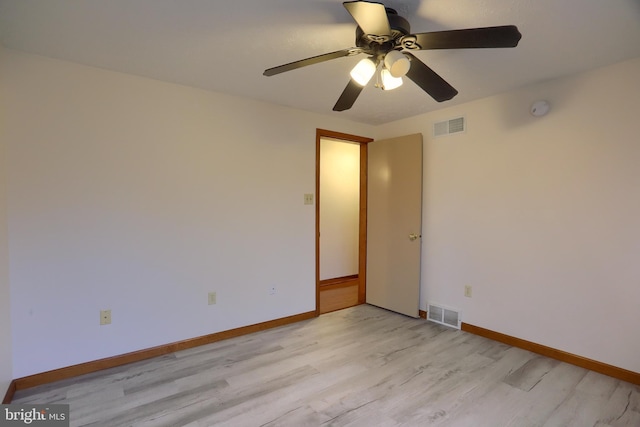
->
404;53;458;102
333;79;365;111
405;25;522;50
343;1;391;39
264;48;360;76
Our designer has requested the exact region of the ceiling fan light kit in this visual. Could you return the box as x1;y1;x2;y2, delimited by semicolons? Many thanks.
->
384;49;410;78
350;58;377;86
381;68;403;90
263;0;522;112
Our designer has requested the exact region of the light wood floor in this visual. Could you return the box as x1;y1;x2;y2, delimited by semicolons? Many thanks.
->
13;304;640;426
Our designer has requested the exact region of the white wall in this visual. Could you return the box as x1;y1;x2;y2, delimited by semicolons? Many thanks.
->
4;45;639;380
3;49;375;378
375;56;640;373
0;46;14;395
319;138;360;280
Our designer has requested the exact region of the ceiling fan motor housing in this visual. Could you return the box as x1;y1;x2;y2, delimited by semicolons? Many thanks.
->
355;8;410;54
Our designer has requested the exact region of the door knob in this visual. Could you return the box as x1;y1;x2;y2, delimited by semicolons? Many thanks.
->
408;233;420;241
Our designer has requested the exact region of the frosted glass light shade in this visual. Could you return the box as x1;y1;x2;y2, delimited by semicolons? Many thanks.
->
381;69;403;90
350;58;376;86
384;50;410;77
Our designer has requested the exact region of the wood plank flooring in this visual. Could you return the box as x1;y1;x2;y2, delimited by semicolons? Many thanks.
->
12;304;640;426
319;283;359;314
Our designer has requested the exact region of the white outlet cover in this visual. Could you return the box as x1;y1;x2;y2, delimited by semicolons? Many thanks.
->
100;309;111;325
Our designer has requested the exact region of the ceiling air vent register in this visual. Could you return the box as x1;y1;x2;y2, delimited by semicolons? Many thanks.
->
433;116;466;137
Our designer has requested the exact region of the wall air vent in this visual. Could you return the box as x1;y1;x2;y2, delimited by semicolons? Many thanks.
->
433;116;466;137
427;302;461;329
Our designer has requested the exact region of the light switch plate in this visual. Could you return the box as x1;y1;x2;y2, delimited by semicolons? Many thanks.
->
464;285;472;298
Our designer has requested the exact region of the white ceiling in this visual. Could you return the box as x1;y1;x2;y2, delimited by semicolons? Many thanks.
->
1;0;640;124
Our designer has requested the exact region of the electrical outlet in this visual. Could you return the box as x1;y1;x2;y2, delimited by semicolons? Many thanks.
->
304;194;314;205
269;286;277;295
464;285;472;298
100;309;111;325
208;292;217;305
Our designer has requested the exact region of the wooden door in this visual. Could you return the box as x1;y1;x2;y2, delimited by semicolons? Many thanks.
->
366;133;423;317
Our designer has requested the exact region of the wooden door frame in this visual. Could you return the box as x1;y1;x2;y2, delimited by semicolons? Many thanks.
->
316;129;373;315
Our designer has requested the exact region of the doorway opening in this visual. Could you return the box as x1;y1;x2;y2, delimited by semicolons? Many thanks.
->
316;129;372;315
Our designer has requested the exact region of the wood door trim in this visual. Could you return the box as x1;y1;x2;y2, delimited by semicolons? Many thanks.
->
358;143;368;304
316;129;373;315
316;129;373;144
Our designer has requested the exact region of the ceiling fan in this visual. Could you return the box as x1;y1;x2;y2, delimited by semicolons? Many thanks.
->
263;1;522;112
